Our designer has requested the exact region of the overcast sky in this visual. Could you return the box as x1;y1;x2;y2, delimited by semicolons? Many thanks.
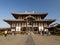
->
0;0;60;28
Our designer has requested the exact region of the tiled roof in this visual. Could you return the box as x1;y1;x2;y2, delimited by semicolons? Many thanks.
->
3;19;56;25
11;12;48;19
50;23;60;27
3;19;56;22
11;12;48;14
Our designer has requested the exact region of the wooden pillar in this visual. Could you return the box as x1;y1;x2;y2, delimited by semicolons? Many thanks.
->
32;22;33;31
26;22;27;34
40;23;43;35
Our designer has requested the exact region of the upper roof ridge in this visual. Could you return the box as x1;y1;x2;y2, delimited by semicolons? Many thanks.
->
11;11;48;14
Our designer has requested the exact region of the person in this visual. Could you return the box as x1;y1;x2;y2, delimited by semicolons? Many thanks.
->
4;30;7;37
42;30;44;36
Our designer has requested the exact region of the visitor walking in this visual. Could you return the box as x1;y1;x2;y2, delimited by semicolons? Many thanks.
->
4;30;7;37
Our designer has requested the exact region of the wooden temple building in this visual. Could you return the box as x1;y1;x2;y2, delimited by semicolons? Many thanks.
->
48;23;60;35
0;11;56;35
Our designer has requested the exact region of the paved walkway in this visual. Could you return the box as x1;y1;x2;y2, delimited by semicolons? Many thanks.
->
0;34;60;45
32;34;60;45
25;34;35;45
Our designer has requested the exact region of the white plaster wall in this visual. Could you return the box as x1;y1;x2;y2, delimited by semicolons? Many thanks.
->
15;23;21;31
39;26;44;31
44;29;48;32
11;29;15;32
16;26;21;31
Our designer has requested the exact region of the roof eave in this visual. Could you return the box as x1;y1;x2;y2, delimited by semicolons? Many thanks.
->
3;19;11;25
11;12;48;19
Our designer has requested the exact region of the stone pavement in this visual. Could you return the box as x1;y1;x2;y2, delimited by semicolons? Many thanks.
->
25;34;35;45
0;34;60;45
32;34;60;45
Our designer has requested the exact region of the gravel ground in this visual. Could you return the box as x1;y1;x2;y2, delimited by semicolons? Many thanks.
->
32;34;60;45
0;34;60;45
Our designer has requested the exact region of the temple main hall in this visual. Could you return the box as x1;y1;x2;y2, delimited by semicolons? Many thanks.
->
0;11;56;35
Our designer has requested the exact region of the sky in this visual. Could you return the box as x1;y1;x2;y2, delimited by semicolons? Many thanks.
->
0;0;60;28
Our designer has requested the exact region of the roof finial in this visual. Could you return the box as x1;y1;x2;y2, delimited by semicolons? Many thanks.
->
32;11;35;13
25;11;27;13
